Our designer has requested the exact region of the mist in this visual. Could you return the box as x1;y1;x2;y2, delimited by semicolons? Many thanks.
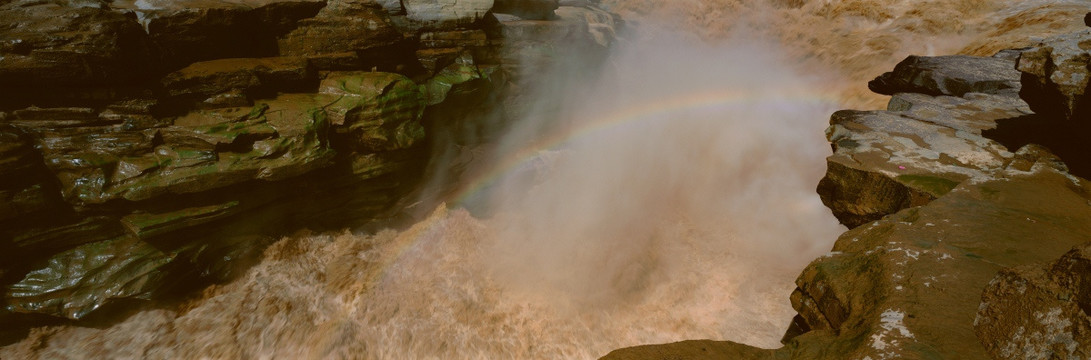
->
471;27;844;314
11;0;1089;358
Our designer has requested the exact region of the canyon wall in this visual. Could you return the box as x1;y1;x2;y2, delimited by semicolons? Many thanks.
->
0;0;619;334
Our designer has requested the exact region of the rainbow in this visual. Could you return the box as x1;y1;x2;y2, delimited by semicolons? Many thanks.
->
449;87;842;206
367;86;841;286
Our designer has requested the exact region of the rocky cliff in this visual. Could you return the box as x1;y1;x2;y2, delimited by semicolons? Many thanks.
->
603;20;1091;360
0;0;619;336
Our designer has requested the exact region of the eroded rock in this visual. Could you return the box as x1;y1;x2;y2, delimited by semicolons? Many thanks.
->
869;55;1022;97
318;72;426;152
975;243;1091;359
1017;29;1091;129
5;235;173;320
0;0;619;325
817;106;1015;228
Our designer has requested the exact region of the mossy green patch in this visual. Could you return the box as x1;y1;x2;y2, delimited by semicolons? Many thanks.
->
121;201;241;239
422;63;483;106
897;174;961;197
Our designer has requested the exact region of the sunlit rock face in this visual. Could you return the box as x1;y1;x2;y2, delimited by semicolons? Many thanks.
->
818;54;1029;228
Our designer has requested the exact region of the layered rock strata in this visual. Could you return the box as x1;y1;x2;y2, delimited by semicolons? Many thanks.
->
0;0;620;332
602;25;1091;360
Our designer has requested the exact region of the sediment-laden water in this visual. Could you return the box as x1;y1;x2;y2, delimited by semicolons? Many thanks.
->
3;0;1088;359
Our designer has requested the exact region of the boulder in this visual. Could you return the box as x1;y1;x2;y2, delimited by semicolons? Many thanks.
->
403;0;494;30
492;0;559;20
868;55;1022;97
1017;29;1091;130
975;243;1091;359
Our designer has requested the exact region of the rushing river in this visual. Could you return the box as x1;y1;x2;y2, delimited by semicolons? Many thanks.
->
4;0;1089;359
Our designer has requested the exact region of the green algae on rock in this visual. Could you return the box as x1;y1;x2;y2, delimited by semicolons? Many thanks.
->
6;235;176;320
320;72;427;153
0;0;620;326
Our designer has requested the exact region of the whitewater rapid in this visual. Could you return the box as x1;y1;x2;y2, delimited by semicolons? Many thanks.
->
4;0;1090;359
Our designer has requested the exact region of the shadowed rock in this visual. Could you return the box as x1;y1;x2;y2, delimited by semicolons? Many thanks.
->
111;0;326;71
0;0;621;326
161;56;316;105
0;0;153;106
493;0;559;20
1017;29;1091;130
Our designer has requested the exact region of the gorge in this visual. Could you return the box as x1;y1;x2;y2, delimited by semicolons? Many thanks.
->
1;0;1090;359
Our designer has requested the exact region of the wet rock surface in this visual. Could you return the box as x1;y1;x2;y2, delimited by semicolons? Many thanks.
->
602;26;1091;360
0;0;620;329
